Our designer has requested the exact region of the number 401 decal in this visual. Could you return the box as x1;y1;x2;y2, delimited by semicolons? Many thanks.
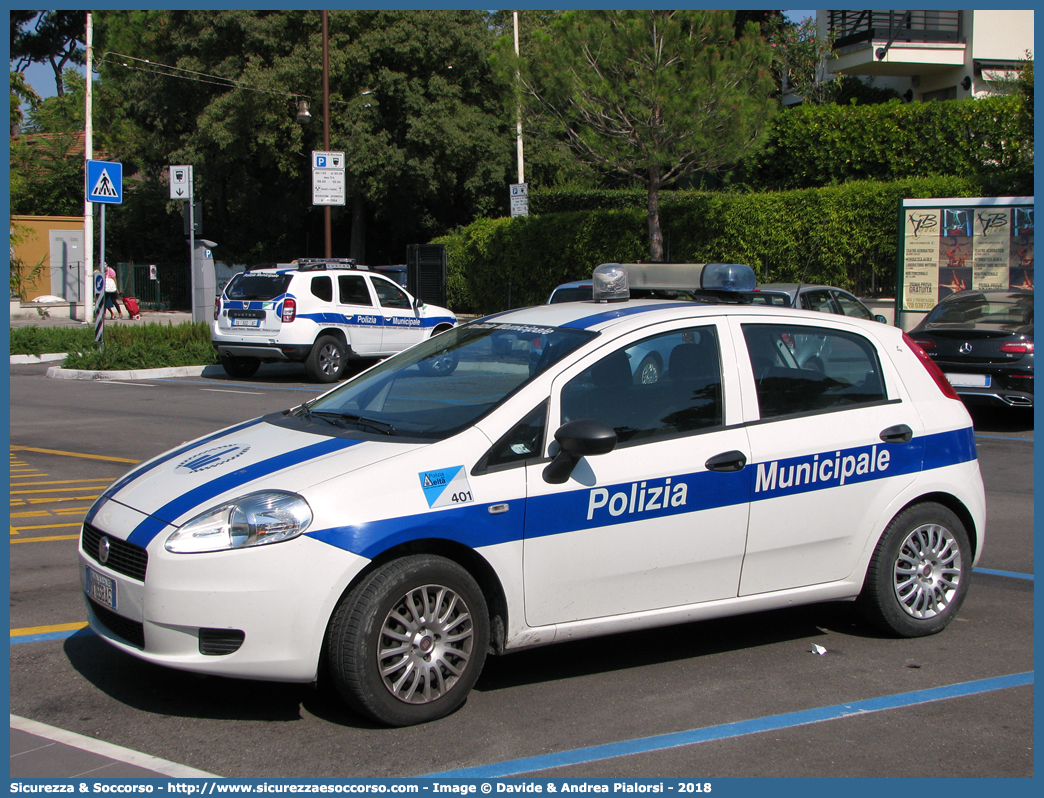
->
419;466;476;509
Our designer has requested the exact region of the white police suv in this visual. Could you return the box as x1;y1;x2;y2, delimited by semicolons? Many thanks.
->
82;262;985;727
212;258;456;383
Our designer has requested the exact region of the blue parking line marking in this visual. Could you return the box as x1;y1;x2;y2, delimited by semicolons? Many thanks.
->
155;378;321;392
974;567;1034;581
427;672;1034;777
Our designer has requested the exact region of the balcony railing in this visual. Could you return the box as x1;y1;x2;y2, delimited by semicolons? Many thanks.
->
829;10;964;48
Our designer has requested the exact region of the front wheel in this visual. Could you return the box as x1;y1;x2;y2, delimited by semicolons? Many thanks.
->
857;502;971;637
306;335;346;383
326;555;489;726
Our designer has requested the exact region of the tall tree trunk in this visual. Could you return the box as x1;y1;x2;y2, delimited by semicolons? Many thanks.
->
646;162;664;262
349;192;366;262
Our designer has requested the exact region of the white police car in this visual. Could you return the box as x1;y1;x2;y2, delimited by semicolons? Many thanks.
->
212;258;456;382
82;262;985;727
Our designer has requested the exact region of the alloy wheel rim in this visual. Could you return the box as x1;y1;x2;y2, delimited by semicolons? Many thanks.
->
892;522;962;619
377;584;474;704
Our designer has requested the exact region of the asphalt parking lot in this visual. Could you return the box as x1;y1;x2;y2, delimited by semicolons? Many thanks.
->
8;361;1035;779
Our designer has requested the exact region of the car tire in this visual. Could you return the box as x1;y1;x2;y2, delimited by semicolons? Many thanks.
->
326;555;489;727
220;354;260;379
857;502;971;637
636;354;662;385
418;350;459;376
306;336;346;383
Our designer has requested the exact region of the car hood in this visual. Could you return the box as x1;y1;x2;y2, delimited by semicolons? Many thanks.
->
91;416;422;534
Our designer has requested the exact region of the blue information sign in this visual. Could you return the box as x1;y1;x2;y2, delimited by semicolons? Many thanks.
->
87;160;123;204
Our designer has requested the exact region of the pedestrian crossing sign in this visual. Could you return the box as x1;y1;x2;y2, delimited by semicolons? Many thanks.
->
87;160;123;204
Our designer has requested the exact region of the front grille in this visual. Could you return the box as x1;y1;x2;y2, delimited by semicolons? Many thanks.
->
199;628;246;656
88;597;145;649
82;523;148;582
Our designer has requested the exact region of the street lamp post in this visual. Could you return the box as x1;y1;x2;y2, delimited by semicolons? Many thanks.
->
322;10;331;258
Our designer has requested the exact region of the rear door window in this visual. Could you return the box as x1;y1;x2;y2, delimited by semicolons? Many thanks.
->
742;323;886;419
338;275;373;306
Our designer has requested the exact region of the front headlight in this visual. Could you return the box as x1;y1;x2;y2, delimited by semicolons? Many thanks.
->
165;491;313;553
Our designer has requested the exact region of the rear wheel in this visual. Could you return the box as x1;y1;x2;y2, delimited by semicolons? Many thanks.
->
220;354;260;379
326;555;489;727
857;502;971;637
306;335;346;383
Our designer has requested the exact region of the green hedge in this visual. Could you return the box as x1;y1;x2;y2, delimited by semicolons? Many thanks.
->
743;96;1031;191
11;321;220;370
437;175;988;313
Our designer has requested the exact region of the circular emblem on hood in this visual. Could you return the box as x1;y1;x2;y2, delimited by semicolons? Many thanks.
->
98;536;111;565
175;444;250;475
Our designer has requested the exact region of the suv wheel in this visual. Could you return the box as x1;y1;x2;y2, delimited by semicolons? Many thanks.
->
220;354;260;379
306;335;346;383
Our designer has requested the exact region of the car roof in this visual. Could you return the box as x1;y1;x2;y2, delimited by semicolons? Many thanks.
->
479;297;880;335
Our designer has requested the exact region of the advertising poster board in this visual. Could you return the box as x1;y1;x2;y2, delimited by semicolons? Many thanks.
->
896;197;1033;329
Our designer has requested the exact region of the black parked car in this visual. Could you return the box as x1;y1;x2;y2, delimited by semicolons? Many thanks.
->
909;289;1034;408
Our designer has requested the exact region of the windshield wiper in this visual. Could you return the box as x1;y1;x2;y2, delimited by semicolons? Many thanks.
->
305;409;397;436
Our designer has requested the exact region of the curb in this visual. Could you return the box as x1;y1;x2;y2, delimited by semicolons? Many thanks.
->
10;353;66;364
46;364;216;381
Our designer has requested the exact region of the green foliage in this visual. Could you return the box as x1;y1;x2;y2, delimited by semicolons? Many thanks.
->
9;325;96;356
9;128;84;216
744;96;1031;191
507;10;777;260
441;175;987;312
95;9;511;266
10;10;86;96
11;322;219;369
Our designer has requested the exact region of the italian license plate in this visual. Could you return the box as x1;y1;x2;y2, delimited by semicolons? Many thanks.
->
945;373;991;388
86;566;117;610
232;318;262;328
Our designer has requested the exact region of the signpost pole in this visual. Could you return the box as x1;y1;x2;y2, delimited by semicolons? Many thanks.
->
322;10;332;258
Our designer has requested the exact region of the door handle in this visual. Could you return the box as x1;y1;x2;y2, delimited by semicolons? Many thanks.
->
705;450;747;472
879;424;913;444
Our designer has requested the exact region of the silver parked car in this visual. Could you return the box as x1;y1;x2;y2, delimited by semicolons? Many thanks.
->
748;283;888;324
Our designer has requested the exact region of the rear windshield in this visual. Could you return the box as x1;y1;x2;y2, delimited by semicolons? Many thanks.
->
925;293;1034;327
225;272;293;300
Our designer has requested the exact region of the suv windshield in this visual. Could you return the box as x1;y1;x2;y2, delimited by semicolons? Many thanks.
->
301;322;597;440
225;272;293;300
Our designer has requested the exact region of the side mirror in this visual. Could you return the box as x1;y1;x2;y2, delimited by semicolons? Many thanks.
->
542;418;617;484
875;314;888;324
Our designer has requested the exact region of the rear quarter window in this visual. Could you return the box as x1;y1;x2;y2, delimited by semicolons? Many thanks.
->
743;323;886;419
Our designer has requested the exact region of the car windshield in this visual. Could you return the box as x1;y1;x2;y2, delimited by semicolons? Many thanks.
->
925;293;1034;327
302;321;597;440
225;272;292;300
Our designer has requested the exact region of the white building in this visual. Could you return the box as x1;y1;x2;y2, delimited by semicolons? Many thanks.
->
823;9;1033;101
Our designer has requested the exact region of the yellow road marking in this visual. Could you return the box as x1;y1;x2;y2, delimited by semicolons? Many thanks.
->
12;486;112;495
11;522;83;532
11;622;88;636
27;495;100;504
11;534;80;543
54;507;92;515
10;479;113;487
10;445;139;464
10;510;51;518
9;526;17;537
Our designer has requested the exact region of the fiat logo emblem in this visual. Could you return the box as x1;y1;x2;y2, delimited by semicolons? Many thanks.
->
959;342;973;354
98;536;111;565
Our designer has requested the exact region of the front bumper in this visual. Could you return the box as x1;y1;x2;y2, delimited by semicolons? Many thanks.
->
79;504;369;682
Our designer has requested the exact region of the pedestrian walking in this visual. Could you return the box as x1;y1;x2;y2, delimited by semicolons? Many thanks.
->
104;263;123;319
